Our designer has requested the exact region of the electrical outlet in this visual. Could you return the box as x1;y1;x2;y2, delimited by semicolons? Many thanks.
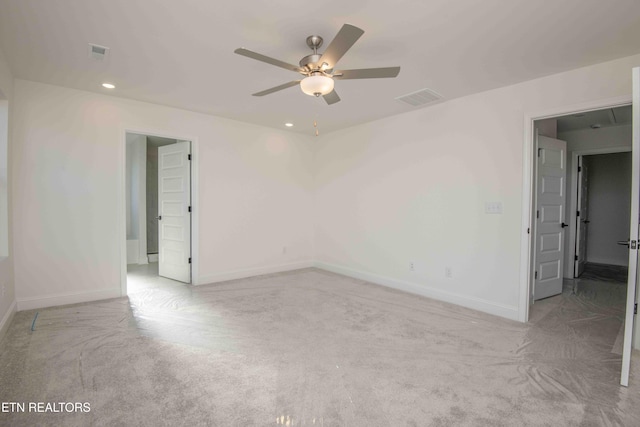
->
445;267;453;278
409;261;415;271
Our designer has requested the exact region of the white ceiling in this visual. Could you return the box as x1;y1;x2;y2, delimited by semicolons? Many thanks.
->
556;105;633;133
145;135;178;148
1;0;640;135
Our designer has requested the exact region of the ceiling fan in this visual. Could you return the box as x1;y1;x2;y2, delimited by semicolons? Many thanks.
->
234;24;400;105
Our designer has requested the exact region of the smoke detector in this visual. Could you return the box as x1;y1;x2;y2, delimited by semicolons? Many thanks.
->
88;43;109;61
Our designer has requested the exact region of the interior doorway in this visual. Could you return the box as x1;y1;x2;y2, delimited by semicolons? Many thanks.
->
124;132;193;293
574;151;632;279
527;103;634;386
530;106;632;304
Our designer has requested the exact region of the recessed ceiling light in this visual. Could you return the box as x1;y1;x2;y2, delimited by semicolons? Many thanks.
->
285;123;293;127
102;83;115;89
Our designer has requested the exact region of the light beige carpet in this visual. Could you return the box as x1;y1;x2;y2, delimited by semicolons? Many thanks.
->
0;268;639;426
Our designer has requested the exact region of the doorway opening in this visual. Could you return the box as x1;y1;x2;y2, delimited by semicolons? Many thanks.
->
124;132;193;295
525;100;637;386
530;106;632;304
574;151;632;280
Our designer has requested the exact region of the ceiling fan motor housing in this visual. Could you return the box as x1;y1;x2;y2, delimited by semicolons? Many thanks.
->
300;54;323;70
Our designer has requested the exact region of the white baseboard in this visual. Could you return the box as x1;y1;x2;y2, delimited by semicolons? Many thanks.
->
196;260;314;286
11;261;519;321
0;300;16;343
315;261;520;321
17;288;122;311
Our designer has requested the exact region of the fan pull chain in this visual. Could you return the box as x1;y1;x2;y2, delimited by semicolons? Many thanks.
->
313;120;319;137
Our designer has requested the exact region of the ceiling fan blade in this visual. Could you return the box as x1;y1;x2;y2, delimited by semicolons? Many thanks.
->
323;90;341;105
333;67;401;80
319;24;364;69
234;48;303;73
252;81;300;96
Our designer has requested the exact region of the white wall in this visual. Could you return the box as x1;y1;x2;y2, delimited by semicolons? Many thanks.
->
125;134;145;240
559;124;632;276
0;99;8;257
8;52;640;319
585;152;632;266
125;133;147;264
315;53;640;321
12;80;315;309
0;45;15;341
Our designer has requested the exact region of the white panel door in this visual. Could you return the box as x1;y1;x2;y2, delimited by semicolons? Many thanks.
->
621;67;640;387
534;135;567;301
158;141;191;283
574;156;589;277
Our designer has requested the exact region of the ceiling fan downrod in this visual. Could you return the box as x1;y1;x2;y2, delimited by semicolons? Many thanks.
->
300;35;325;72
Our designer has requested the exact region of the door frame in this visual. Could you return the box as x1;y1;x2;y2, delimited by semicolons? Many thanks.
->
519;95;631;322
568;147;631;279
119;128;200;296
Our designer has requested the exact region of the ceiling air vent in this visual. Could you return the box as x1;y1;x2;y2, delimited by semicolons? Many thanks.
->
395;88;443;107
88;43;109;61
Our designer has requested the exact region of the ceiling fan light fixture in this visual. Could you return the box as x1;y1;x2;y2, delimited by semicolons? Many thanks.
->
234;24;400;105
300;74;334;97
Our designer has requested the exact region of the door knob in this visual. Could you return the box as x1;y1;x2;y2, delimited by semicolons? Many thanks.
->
156;216;162;220
618;240;630;247
561;222;569;228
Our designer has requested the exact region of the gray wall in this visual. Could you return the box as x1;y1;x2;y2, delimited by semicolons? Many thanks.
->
558;124;632;277
585;152;631;266
535;118;557;138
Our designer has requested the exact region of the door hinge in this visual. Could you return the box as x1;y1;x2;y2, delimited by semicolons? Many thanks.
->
188;257;192;264
632;240;637;250
537;148;542;157
188;206;191;213
188;154;192;160
577;210;580;217
635;303;638;315
534;271;538;280
536;210;540;219
578;166;582;172
575;255;578;261
527;228;530;234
